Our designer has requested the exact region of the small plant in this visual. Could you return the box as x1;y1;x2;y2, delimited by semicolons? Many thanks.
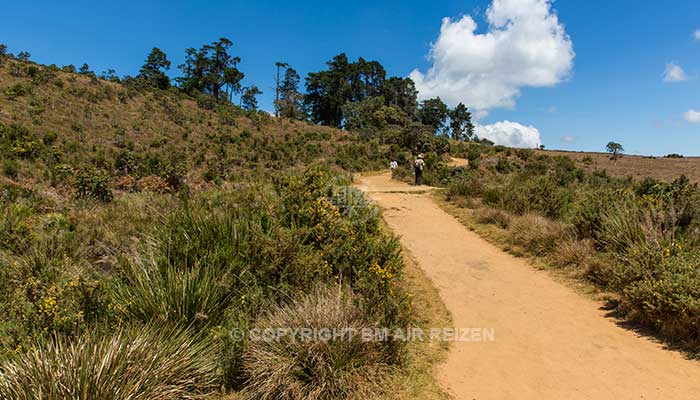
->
2;159;19;179
3;83;32;99
75;167;113;202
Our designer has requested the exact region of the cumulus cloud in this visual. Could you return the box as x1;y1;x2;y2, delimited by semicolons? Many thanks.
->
475;121;541;148
663;62;688;82
409;0;574;113
684;109;700;123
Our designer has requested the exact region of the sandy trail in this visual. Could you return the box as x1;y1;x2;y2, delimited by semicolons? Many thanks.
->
356;171;700;400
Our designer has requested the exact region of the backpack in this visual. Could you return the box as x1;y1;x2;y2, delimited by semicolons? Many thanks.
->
414;159;425;171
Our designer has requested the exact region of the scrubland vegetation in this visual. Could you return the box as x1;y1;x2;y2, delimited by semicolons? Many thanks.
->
3;33;700;398
410;144;700;353
0;44;456;399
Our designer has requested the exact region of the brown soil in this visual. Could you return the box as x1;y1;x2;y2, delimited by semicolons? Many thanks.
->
357;171;700;400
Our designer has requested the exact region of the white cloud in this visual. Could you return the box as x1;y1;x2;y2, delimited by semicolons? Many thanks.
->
560;135;576;143
693;29;700;41
663;62;688;82
547;106;557;113
409;0;574;113
475;121;541;148
684;109;700;123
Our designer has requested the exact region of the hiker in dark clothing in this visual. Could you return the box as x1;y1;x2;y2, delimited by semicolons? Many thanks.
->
414;154;425;185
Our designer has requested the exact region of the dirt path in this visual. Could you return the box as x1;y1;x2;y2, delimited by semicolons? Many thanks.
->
357;171;700;400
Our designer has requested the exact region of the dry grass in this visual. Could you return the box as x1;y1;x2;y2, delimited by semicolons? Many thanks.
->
0;324;220;400
473;206;512;229
551;238;595;269
538;149;700;183
508;214;571;256
240;285;388;400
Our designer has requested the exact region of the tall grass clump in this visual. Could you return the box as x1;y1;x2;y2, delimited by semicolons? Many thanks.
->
0;324;219;400
114;249;232;329
241;285;388;400
508;214;570;256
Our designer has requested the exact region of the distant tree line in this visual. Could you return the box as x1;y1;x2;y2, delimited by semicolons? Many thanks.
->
0;41;478;145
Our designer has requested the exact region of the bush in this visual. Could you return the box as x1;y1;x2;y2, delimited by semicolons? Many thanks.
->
0;324;220;400
474;206;512;229
621;249;700;344
2;159;18;179
570;187;624;242
241;285;387;400
498;175;571;219
75;167;113;202
508;214;569;256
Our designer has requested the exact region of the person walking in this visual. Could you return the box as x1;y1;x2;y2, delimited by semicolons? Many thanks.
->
414;154;425;185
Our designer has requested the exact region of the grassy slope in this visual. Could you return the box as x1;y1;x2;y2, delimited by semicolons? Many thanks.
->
0;57;387;191
0;58;448;398
538;149;700;183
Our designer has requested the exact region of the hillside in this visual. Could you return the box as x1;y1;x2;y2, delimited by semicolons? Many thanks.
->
539;149;700;183
0;56;393;195
0;55;435;399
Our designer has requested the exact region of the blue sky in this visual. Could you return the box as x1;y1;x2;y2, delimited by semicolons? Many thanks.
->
2;0;699;154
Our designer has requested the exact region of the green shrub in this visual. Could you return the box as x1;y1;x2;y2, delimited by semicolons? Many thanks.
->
3;83;32;99
622;249;700;344
499;175;571;218
2;159;18;179
0;124;41;159
570;187;624;242
75;167;113;202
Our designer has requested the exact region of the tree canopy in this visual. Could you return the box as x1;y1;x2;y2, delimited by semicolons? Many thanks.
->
304;53;386;127
177;38;244;101
278;67;304;119
139;47;171;90
418;97;449;133
449;103;474;141
241;86;262;110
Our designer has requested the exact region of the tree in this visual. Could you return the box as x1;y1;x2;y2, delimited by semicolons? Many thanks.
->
382;77;418;119
241;86;262;110
17;51;30;61
278;67;304;119
139;47;171;89
177;38;244;101
342;96;409;132
0;44;7;66
449;103;474;141
304;53;386;127
78;63;95;77
274;62;289;117
418;97;449;133
606;142;624;161
100;69;120;82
